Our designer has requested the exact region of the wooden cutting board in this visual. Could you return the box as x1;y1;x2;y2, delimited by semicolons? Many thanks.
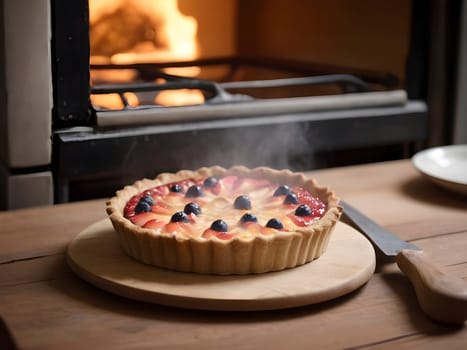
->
67;220;376;311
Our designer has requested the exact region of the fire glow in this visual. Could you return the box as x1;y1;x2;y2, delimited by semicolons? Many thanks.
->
89;0;204;110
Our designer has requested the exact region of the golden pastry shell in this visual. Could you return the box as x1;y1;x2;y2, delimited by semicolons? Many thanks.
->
106;166;342;275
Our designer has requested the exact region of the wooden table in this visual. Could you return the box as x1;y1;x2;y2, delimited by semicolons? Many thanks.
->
1;160;466;349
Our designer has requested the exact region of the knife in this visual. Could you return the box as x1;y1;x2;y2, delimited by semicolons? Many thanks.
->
340;200;467;325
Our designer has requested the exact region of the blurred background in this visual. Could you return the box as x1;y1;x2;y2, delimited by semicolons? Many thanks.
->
1;0;466;210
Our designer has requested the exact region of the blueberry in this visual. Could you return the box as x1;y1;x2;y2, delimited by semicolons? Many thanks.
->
234;195;252;209
170;184;183;193
295;204;312;216
266;218;284;229
135;201;152;214
185;185;204;198
273;185;291;196
184;202;201;216
170;211;189;223
240;213;258;223
139;195;155;206
210;219;228;232
203;177;218;188
283;193;299;205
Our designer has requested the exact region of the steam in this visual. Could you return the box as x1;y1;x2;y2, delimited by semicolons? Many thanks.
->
174;120;315;172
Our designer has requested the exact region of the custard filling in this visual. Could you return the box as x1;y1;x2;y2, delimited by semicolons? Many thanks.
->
123;175;327;240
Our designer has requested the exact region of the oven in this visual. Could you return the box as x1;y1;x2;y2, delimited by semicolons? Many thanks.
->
1;0;465;210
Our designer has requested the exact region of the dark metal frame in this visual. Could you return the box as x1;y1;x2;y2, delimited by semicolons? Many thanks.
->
54;101;427;202
51;0;92;127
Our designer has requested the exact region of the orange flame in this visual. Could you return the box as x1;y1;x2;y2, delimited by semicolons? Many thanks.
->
89;0;202;110
155;89;204;106
90;92;140;110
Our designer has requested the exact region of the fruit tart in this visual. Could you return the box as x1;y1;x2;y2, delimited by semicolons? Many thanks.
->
106;166;342;275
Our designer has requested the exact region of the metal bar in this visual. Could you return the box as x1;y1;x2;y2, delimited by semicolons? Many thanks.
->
91;80;218;94
90;56;399;88
218;74;370;92
91;74;369;94
96;90;408;128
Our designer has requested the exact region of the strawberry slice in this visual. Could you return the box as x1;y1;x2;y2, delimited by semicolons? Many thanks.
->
164;222;193;235
124;204;137;217
131;212;159;226
145;186;167;197
151;202;173;215
286;213;318;227
143;219;166;230
202;229;234;240
292;187;326;213
215;231;235;240
124;196;140;217
219;176;238;192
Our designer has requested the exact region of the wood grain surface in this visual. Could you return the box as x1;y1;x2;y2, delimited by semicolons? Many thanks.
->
1;160;466;350
67;220;375;311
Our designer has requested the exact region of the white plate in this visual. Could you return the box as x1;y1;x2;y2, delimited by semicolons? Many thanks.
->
412;144;467;195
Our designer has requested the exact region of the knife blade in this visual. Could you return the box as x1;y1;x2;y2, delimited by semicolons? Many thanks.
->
340;200;420;256
340;200;467;325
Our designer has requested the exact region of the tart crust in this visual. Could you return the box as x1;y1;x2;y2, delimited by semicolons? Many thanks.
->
106;166;342;275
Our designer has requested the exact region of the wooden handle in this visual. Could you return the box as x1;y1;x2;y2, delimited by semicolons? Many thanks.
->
396;249;467;324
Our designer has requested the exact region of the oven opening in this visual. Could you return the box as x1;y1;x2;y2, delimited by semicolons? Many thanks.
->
87;0;407;119
49;0;430;203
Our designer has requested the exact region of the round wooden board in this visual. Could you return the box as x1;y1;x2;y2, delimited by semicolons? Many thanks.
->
67;220;375;311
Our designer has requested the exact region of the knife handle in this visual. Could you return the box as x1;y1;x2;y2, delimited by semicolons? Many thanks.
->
396;249;467;324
